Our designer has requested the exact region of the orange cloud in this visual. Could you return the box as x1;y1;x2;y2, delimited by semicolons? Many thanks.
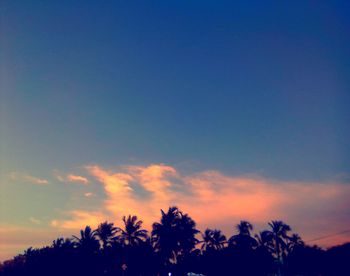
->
51;164;350;248
51;210;106;230
128;164;177;207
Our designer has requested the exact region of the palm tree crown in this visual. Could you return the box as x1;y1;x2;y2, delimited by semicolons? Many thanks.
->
117;215;148;247
201;229;226;252
236;220;253;236
265;220;291;260
96;221;119;249
73;226;100;253
287;233;304;253
152;206;199;264
229;220;257;250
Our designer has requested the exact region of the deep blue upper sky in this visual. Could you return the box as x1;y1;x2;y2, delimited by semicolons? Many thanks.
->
1;0;350;181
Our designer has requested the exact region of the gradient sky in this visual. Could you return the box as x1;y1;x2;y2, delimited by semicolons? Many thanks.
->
1;0;350;261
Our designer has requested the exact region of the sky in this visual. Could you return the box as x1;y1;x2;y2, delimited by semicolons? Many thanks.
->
1;0;350;261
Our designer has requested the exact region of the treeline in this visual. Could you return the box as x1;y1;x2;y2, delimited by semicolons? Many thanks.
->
0;206;349;276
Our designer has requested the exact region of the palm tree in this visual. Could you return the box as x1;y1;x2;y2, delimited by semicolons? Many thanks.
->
96;221;119;249
254;231;276;274
117;215;148;247
52;237;74;250
228;220;257;250
255;231;273;252
152;206;199;264
236;220;253;235
287;233;304;253
177;212;200;257
201;229;226;252
152;207;180;264
52;238;65;249
264;220;291;261
72;226;100;253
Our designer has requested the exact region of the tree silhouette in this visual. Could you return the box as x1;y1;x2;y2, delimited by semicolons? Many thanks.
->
287;233;304;253
264;220;291;261
228;220;257;250
255;231;273;252
1;209;349;276
152;206;199;266
152;206;181;264
201;229;226;252
117;215;148;247
96;221;119;249
177;212;200;258
52;237;75;250
237;220;253;235
286;245;326;276
72;226;100;253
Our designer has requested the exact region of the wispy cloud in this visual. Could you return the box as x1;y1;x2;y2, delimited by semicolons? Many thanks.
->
67;174;89;184
9;172;48;185
29;217;41;225
54;172;89;185
50;164;350;247
51;210;106;229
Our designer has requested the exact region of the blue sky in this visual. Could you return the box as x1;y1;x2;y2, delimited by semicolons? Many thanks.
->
1;0;350;261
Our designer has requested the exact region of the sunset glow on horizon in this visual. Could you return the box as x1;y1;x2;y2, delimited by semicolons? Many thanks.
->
1;163;350;261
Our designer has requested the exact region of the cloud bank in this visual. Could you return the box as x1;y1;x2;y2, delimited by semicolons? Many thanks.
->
51;163;350;247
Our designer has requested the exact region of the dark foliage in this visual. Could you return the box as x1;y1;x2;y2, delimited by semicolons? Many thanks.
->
0;208;349;276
